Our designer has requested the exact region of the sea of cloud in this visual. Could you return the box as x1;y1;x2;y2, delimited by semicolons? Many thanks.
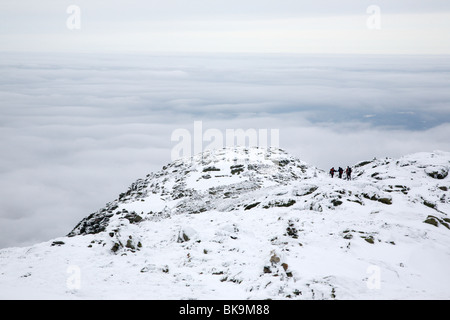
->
0;52;449;248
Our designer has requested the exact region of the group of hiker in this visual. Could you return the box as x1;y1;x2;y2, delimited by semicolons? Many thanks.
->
329;166;352;180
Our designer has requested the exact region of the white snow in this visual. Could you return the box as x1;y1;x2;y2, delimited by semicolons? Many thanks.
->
0;147;449;300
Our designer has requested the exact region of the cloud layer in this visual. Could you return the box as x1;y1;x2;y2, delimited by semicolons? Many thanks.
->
0;52;449;248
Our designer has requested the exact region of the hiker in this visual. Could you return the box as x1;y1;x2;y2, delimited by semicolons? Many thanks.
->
330;167;336;178
346;166;352;180
338;167;344;179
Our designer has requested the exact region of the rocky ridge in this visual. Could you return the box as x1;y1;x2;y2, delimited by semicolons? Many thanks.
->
0;147;449;299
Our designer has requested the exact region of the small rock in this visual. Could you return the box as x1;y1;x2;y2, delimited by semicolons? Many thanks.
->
362;236;375;244
424;215;450;229
270;254;280;264
331;199;343;207
423;201;436;209
177;227;197;243
425;166;449;180
378;198;392;205
124;213;143;224
244;202;260;210
126;239;135;249
111;242;121;253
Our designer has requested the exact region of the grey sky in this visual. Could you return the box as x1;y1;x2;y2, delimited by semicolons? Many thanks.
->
1;0;450;53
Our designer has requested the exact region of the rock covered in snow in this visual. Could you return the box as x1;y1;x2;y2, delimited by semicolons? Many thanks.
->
67;147;316;237
0;147;449;300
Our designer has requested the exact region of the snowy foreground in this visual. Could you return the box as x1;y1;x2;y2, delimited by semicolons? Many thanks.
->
1;147;449;300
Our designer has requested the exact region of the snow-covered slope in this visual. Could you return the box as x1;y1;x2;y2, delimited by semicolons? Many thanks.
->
1;147;449;299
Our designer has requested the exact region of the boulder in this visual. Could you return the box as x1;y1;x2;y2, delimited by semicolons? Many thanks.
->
425;166;449;180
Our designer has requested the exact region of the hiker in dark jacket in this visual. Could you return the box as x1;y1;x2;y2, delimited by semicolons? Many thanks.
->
330;167;336;178
346;166;352;180
338;167;344;179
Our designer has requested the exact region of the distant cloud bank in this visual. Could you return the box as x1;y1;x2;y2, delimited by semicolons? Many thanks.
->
0;52;449;249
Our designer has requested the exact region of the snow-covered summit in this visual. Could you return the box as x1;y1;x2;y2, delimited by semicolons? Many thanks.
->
0;147;449;299
68;147;317;237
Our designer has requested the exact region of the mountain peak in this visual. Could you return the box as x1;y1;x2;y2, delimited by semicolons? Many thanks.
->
68;146;317;237
1;148;449;299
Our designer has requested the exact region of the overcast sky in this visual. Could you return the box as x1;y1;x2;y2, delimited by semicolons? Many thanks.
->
0;1;450;249
1;0;450;53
